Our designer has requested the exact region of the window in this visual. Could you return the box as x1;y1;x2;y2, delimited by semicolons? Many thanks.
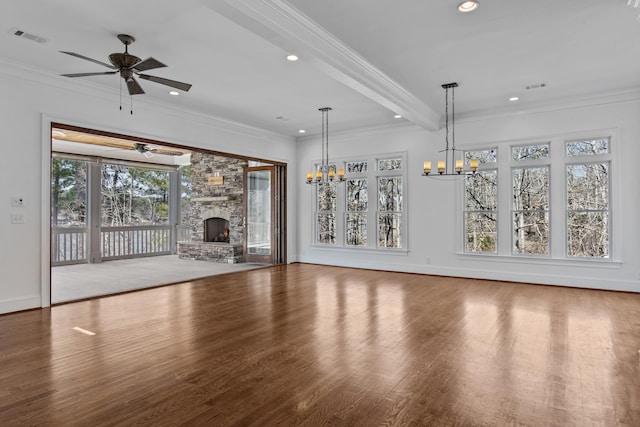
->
378;175;403;248
376;157;404;248
461;135;614;260
512;144;550;255
345;161;368;246
346;176;367;246
465;148;497;165
314;153;406;250
464;149;497;253
316;181;337;245
566;138;610;258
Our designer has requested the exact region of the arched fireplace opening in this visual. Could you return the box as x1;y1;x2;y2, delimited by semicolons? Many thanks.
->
204;217;230;243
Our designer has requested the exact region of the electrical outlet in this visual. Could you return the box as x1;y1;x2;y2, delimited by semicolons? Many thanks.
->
11;196;24;207
11;213;25;224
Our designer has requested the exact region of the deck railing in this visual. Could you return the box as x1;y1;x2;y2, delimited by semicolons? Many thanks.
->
52;224;178;266
51;227;88;266
101;225;172;260
176;224;191;242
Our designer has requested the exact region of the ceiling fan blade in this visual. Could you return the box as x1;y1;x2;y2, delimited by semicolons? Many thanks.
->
61;71;118;78
138;74;192;92
60;51;117;69
150;148;184;156
132;57;166;72
126;77;145;95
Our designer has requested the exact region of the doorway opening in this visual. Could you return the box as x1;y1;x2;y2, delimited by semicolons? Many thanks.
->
49;123;287;304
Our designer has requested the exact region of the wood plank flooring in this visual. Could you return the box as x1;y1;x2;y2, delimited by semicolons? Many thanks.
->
1;263;639;426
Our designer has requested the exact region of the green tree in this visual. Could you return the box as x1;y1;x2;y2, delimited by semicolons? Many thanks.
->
51;158;86;226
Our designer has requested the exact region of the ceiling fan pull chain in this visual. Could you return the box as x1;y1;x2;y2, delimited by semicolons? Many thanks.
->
119;77;123;111
130;95;133;115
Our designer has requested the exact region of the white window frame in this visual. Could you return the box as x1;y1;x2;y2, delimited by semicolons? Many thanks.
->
462;147;499;254
311;151;408;252
375;155;406;250
510;142;551;257
313;163;339;246
457;129;620;264
344;161;368;247
564;137;612;259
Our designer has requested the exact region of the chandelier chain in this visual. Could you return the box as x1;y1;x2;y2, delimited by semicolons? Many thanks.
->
319;107;332;175
451;85;455;152
444;87;449;152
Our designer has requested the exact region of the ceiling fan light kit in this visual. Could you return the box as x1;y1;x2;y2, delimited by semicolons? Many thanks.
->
60;34;192;113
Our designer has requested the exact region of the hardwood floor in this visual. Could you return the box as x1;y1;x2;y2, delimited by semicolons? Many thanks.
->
1;263;639;426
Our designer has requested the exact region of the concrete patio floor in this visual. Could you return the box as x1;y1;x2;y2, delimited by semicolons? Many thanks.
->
51;255;268;304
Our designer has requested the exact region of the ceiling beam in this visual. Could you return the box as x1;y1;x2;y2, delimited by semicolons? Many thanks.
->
205;0;440;131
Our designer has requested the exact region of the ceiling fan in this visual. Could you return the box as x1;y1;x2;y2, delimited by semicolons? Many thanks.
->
133;143;184;157
60;34;192;97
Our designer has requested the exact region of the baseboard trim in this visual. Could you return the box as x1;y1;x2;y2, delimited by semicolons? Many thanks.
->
298;257;640;293
0;295;42;315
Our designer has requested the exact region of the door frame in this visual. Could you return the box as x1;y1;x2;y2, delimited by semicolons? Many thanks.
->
243;165;275;263
44;120;288;307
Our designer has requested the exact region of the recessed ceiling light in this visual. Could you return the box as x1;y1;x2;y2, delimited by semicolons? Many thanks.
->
298;129;306;134
458;1;479;12
286;54;299;61
169;91;179;96
509;96;519;102
394;114;402;119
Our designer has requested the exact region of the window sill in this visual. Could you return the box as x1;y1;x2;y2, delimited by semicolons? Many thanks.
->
456;252;623;269
311;245;409;256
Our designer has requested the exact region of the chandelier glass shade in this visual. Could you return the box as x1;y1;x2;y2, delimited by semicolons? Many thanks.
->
306;107;345;184
423;83;478;177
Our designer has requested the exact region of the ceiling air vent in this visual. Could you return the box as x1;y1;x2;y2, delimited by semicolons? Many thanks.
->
525;83;547;90
9;28;48;43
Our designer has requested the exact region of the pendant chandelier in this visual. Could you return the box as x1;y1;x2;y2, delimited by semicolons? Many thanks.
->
423;83;478;177
306;107;345;184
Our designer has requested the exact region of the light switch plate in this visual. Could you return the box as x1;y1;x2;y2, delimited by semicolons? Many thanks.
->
11;213;25;224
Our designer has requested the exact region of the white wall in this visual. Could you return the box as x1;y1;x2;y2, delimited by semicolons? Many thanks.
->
2;59;638;316
296;97;640;292
0;63;297;314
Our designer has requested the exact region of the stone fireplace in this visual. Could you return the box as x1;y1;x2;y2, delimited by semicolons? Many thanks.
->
177;152;247;263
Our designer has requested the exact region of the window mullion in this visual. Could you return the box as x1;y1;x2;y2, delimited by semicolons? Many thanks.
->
497;145;510;255
549;138;565;258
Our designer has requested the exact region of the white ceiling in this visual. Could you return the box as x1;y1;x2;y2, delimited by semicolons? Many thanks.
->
1;0;639;138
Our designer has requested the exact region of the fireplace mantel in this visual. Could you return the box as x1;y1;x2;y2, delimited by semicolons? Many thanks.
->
191;196;229;203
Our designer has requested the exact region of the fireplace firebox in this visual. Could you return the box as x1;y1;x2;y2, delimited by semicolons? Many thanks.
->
204;217;230;243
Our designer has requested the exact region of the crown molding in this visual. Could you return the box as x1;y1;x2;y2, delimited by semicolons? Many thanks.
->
296;120;421;144
455;87;640;125
208;0;440;131
0;58;294;146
